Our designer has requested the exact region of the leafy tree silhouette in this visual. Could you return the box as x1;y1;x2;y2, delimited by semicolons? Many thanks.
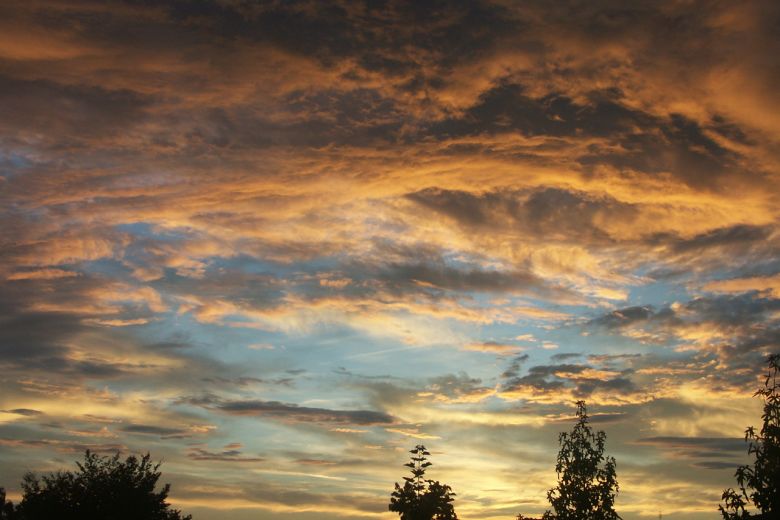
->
542;401;621;520
15;450;191;520
389;445;457;520
720;353;780;520
1;488;17;519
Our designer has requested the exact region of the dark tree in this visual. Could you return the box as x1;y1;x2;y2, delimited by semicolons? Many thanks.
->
543;401;621;520
16;450;191;520
720;354;780;520
1;488;17;520
389;445;457;520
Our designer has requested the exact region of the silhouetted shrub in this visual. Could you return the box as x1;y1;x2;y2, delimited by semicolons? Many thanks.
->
15;450;191;520
720;354;780;520
389;444;457;520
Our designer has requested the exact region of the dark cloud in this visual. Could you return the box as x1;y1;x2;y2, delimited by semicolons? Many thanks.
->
214;400;395;425
0;303;149;379
587;295;780;378
119;424;192;438
639;435;745;454
584;412;629;424
0;0;777;515
160;0;518;78
501;362;637;399
579;112;744;188
550;353;582;362
502;364;578;393
183;100;403;150
378;261;548;294
593;294;780;331
0;308;82;364
428;84;653;140
500;354;530;380
685;294;780;326
425;373;492;402
1;409;43;416
587;353;643;363
186;447;265;463
693;460;742;470
589;305;656;329
0;306;131;378
407;186;637;243
547;411;628;424
0;437;126;453
0;75;151;143
668;224;772;254
635;436;746;468
201;376;295;388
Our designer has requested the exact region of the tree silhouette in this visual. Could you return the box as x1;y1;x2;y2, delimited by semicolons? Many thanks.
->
15;450;191;520
720;353;780;520
389;445;457;520
0;488;17;520
543;401;621;520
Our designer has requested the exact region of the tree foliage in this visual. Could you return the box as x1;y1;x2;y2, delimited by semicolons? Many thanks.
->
0;488;16;520
14;450;191;520
720;353;780;520
543;401;621;520
389;445;457;520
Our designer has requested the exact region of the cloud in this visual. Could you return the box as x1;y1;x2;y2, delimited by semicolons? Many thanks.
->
212;400;395;426
703;273;780;298
587;294;780;367
406;186;638;243
0;437;126;454
462;341;523;355
667;224;773;255
635;436;745;454
499;361;643;405
550;353;582;362
187;446;265;463
119;424;193;438
1;409;43;416
422;373;495;404
634;436;747;470
0;1;778;518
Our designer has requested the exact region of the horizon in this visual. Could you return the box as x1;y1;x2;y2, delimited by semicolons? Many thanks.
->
1;1;779;519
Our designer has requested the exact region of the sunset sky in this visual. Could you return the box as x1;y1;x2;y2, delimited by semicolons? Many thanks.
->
1;1;779;519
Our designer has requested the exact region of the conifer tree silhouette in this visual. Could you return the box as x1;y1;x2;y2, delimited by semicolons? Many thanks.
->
720;354;780;520
389;445;457;520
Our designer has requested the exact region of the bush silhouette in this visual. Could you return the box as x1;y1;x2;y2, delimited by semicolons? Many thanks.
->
389;444;457;520
15;450;191;520
542;401;621;520
720;353;780;520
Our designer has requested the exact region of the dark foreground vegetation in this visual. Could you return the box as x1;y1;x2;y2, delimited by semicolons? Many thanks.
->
0;452;190;520
2;355;778;520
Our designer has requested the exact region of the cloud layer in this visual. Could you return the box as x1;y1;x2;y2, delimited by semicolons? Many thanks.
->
1;1;779;519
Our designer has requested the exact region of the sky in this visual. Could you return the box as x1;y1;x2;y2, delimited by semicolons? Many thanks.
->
0;1;779;519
